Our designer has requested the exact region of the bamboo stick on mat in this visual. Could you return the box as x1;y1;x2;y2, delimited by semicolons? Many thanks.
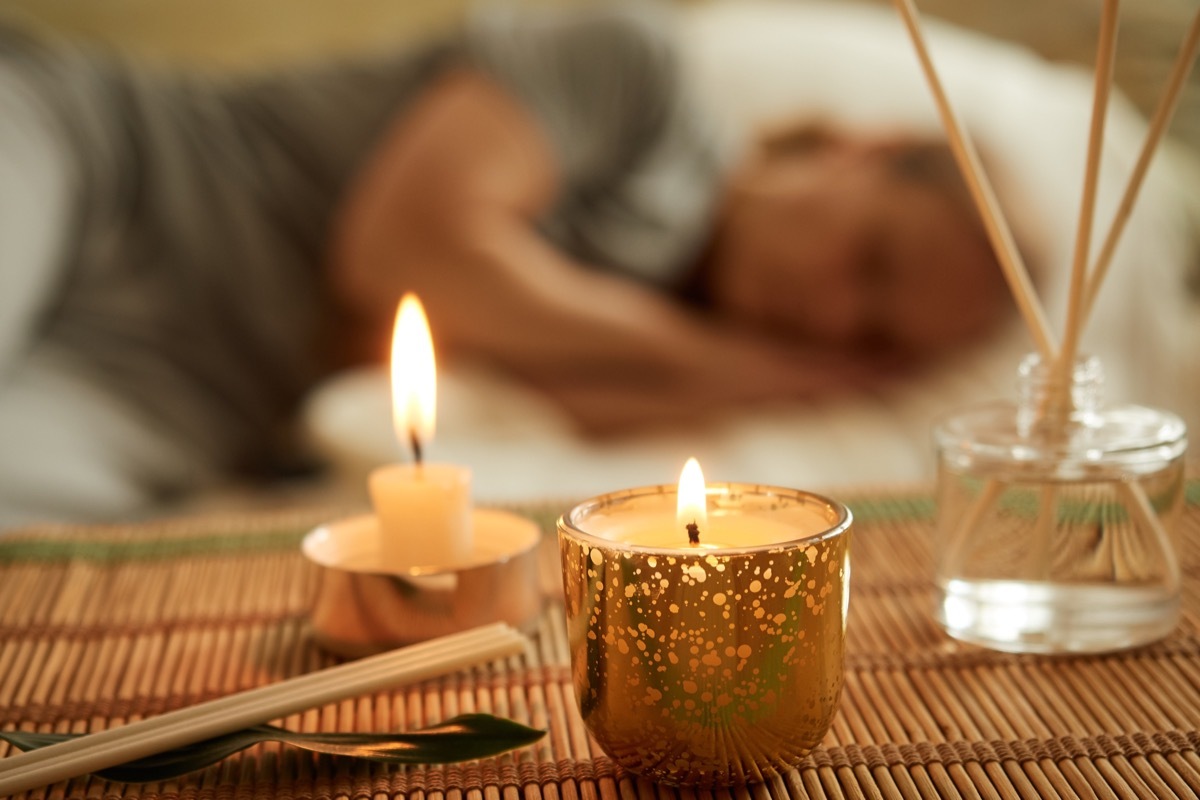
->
0;623;526;797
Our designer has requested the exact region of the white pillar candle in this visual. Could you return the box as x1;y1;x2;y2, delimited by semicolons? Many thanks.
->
370;463;471;570
369;294;472;572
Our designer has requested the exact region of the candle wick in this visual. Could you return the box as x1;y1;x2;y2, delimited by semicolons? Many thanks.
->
408;428;423;466
686;521;700;546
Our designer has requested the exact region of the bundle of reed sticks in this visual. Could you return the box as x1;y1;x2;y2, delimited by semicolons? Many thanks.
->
892;0;1199;384
892;0;1198;576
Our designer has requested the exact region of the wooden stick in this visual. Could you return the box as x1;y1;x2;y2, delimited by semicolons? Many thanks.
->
0;623;526;796
941;479;1004;578
1081;6;1200;329
890;0;1057;360
1030;486;1059;581
1117;481;1181;595
1057;0;1121;385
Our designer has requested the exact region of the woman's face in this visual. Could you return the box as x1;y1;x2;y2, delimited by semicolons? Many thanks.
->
707;133;1010;357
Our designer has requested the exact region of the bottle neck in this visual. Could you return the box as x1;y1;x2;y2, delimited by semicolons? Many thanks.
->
1015;352;1104;436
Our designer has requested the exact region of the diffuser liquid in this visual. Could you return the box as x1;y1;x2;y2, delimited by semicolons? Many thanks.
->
933;467;1185;653
937;579;1179;654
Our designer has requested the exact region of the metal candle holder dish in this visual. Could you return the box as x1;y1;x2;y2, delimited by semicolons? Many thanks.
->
302;509;543;658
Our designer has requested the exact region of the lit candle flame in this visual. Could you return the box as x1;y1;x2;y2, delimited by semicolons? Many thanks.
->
676;457;708;544
389;293;436;461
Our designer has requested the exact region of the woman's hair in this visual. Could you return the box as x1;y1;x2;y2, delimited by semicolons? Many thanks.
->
761;120;975;214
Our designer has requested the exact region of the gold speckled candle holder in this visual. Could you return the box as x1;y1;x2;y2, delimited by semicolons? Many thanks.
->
557;483;852;787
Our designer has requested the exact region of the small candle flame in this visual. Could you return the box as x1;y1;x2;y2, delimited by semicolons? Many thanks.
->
389;293;436;461
676;457;708;543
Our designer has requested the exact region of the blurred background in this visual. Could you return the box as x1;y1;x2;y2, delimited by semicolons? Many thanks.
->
0;0;1195;511
2;0;1198;155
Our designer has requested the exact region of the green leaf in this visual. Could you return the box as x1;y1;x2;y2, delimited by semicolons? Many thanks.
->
0;713;545;783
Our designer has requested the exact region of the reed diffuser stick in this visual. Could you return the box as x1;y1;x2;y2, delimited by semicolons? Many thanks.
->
1118;481;1182;594
1057;0;1121;386
1082;7;1200;328
941;479;1004;577
890;0;1057;360
1031;486;1058;580
1048;2;1185;584
1022;2;1121;576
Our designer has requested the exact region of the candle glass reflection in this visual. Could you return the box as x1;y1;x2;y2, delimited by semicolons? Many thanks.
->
558;483;852;787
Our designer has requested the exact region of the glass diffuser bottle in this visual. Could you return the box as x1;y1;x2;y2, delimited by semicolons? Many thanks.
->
933;352;1187;654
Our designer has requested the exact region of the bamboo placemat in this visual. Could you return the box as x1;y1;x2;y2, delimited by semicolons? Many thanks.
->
1;486;1198;800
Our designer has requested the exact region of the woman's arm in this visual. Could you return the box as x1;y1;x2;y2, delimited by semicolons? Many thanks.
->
328;68;865;434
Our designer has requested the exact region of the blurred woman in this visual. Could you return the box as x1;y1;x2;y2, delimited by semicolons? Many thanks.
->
0;4;1007;524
